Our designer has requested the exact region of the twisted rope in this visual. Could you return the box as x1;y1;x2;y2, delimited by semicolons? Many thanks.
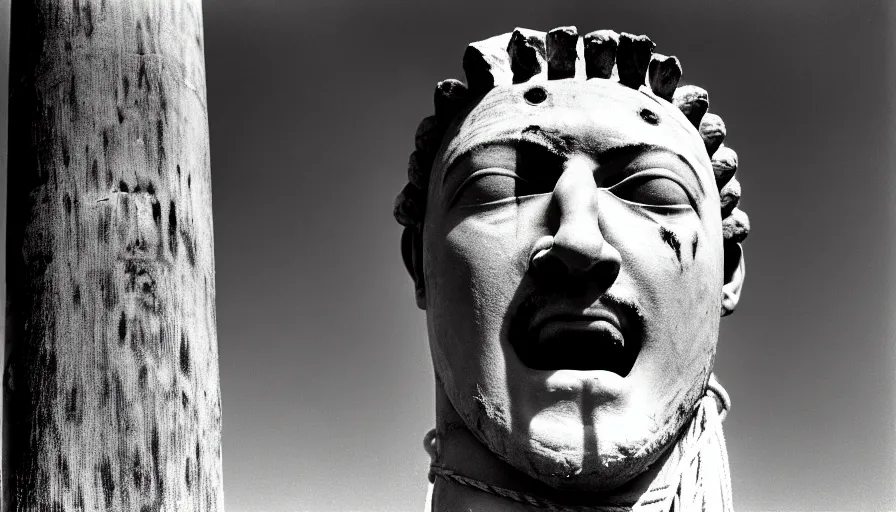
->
429;464;631;512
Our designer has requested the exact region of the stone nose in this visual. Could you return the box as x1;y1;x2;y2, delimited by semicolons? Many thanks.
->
528;156;622;287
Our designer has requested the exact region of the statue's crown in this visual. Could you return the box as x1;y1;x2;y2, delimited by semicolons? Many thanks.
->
394;26;749;246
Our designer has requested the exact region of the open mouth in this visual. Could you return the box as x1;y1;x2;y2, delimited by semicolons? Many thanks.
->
512;314;640;376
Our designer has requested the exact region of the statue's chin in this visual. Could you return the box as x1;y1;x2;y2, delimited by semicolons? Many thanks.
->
472;417;679;494
511;441;654;493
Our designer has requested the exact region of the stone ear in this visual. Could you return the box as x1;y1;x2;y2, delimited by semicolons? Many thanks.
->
721;242;745;317
401;227;426;309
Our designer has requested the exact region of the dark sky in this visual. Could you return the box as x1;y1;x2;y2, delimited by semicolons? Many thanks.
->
2;0;895;511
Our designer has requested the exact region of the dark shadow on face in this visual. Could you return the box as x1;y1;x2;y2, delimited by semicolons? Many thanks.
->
427;81;716;496
498;272;646;496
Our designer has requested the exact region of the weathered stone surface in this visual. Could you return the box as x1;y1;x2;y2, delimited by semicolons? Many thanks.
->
583;30;619;79
648;54;682;102
722;208;750;243
463;33;513;93
434;79;469;125
711;146;738;189
394;183;424;227
673;85;709;128
402;25;745;512
508;29;546;83
719;177;741;217
415;116;440;153
546;26;578;79
5;1;223;510
616;33;655;89
407;151;431;190
699;113;726;157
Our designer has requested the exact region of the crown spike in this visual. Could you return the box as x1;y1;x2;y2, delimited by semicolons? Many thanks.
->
719;177;741;218
712;146;738;189
617;33;655;89
700;113;726;156
583;30;618;79
398;27;746;234
673;85;709;128
407;151;431;190
463;33;513;94
394;182;424;227
648;54;682;102
434;79;469;125
546;26;578;79
415;116;440;153
508;28;546;83
722;208;750;243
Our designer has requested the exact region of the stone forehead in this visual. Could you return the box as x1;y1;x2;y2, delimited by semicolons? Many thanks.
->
394;25;749;246
436;80;713;184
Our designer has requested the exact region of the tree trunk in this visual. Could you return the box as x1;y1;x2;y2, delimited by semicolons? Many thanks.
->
4;1;223;510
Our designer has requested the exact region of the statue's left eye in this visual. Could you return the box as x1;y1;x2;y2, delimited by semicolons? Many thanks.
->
451;170;524;207
608;174;690;207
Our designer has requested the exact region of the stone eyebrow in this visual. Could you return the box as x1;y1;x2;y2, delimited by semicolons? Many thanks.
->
440;137;562;186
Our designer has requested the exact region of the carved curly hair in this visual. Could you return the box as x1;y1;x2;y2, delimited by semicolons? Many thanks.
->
393;26;749;247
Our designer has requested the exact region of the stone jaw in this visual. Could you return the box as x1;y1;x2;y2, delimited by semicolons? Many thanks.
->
394;26;749;245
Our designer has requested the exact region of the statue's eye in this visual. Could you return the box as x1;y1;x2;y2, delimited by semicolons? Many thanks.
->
452;169;528;207
608;173;690;207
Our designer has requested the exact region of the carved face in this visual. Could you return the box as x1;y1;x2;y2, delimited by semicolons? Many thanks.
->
411;79;741;491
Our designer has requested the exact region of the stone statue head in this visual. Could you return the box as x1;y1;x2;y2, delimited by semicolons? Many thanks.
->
395;26;748;499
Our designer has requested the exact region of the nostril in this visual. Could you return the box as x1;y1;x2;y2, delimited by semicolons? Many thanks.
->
590;259;621;289
530;249;570;281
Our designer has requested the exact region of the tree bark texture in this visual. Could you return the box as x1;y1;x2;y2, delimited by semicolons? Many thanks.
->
4;1;223;510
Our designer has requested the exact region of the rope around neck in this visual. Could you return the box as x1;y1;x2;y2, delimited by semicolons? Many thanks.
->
425;377;734;512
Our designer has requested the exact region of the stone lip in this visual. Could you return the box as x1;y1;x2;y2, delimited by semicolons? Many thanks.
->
509;297;641;376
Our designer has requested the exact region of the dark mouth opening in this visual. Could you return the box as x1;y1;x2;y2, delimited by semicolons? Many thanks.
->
512;322;640;376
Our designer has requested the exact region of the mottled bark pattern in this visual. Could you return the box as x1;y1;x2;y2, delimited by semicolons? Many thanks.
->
5;1;222;511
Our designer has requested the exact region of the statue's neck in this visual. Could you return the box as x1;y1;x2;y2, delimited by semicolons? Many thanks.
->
430;385;670;512
431;385;550;511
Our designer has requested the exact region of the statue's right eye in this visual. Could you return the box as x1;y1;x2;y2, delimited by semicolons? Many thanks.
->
450;169;526;207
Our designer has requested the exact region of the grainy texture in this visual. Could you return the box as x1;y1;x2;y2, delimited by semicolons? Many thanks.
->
4;1;223;511
415;116;439;153
711;146;739;189
462;33;513;94
722;208;751;243
647;54;681;102
699;113;726;157
672;85;709;128
433;79;468;126
719;177;741;218
508;29;545;84
407;151;428;190
583;30;618;80
616;33;654;89
545;26;577;80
